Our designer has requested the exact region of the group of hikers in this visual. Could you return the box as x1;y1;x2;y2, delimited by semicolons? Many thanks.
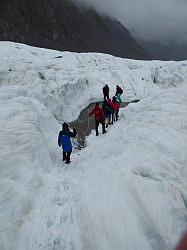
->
58;84;123;164
89;84;123;136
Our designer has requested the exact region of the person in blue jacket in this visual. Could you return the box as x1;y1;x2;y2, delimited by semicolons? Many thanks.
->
58;122;77;164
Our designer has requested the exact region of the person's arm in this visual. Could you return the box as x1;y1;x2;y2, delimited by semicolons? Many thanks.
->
58;132;61;147
68;128;77;138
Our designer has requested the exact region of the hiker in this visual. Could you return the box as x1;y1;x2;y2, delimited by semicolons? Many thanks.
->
116;94;122;105
58;122;77;164
107;98;115;124
115;85;123;96
112;96;120;121
89;102;106;136
102;99;112;128
102;84;110;100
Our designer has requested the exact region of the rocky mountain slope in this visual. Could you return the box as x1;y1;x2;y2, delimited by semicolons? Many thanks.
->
0;0;152;59
138;39;187;61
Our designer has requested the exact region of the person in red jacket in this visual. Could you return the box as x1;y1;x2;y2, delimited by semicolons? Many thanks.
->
89;102;106;136
112;96;120;121
107;98;115;124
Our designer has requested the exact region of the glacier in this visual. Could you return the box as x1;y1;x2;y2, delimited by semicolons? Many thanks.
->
0;42;187;250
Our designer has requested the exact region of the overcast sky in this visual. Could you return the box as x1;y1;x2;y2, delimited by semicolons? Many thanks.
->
74;0;187;44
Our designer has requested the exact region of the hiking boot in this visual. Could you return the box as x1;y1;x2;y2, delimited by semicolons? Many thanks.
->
65;161;71;164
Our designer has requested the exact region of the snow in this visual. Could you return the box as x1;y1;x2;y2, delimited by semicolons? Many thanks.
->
0;42;187;250
83;84;187;250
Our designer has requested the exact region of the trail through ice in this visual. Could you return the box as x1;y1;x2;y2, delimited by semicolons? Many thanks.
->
11;160;80;250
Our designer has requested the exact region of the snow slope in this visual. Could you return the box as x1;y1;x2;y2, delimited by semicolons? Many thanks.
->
0;42;187;122
0;42;187;250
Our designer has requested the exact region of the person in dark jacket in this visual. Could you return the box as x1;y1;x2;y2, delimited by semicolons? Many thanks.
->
112;96;120;121
102;84;110;100
102;99;112;128
89;102;106;136
115;85;123;96
58;122;77;164
107;98;115;124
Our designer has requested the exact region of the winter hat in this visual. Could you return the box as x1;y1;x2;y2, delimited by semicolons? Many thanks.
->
62;122;69;131
112;96;117;102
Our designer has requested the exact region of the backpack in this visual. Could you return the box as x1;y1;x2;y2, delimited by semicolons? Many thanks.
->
116;94;122;104
119;87;123;95
103;103;111;114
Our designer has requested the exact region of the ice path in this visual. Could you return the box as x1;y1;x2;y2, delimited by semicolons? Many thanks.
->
12;160;80;249
13;142;169;250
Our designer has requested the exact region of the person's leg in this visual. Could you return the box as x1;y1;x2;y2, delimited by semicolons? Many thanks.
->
105;116;109;128
63;151;67;161
95;120;99;136
113;111;116;122
116;110;119;121
66;151;72;164
111;111;114;124
102;121;106;134
108;113;111;124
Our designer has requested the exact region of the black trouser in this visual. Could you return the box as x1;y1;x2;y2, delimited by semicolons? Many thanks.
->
105;113;111;127
95;119;106;135
103;93;109;100
63;151;72;163
115;110;119;121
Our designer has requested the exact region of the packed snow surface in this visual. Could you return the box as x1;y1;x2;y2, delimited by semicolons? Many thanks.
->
0;42;187;250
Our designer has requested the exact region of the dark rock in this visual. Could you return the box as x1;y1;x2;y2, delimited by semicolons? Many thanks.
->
0;0;152;59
